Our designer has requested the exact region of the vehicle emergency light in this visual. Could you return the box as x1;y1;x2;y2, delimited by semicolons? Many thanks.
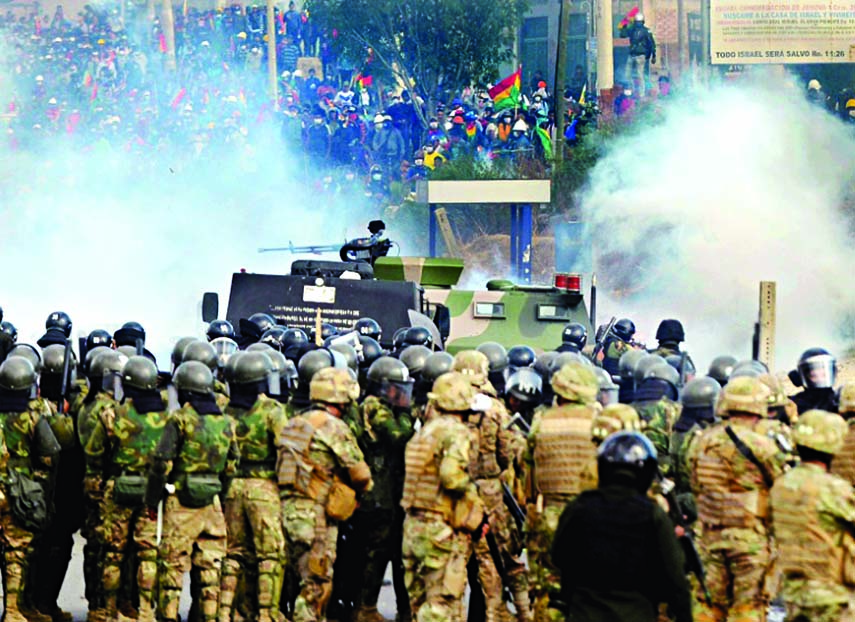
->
553;273;582;293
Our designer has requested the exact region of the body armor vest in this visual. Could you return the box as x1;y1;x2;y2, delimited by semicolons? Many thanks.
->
401;418;455;519
772;471;843;583
694;427;769;529
533;404;595;498
277;410;335;502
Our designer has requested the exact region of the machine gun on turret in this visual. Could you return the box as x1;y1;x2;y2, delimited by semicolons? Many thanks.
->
258;220;395;266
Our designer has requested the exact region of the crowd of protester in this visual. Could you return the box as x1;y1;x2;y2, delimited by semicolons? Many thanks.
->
0;1;606;199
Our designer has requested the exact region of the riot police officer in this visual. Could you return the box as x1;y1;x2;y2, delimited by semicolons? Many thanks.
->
556;323;587;354
789;347;838;414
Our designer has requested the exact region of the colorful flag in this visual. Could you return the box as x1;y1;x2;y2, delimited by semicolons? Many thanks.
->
170;87;187;110
535;125;552;160
619;6;639;29
489;67;521;112
579;83;586;105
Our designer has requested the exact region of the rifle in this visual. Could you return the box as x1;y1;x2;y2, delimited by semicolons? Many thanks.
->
591;316;617;361
505;412;531;434
502;481;526;532
58;339;72;414
658;475;711;605
484;528;515;605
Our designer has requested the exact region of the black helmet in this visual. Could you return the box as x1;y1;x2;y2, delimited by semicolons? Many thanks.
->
367;356;414;408
206;319;236;341
561;323;587;349
232;351;274;385
122;356;159;391
597;431;658;493
633;354;666;384
533;351;559;380
173;361;214;395
404;326;433;350
399;345;431;376
707;355;737;386
681;377;721;410
0;306;3;322
297;349;335;387
8;344;42;373
0;357;36;391
421;351;454;385
476;342;509;373
45;311;73;337
506;368;543;406
655;319;685;343
240;313;276;342
355;317;382;341
508;345;536;370
358;336;384;368
182;341;219;371
114;321;146;347
612;318;636;342
282;328;310;358
86;329;113;351
309;323;338;344
260;327;288;351
0;321;18;344
392;328;408;351
797;347;836;389
171;337;199;369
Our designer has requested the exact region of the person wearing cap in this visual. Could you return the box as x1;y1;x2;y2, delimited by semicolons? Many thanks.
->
280;35;300;73
806;78;829;108
619;12;656;97
370;112;405;176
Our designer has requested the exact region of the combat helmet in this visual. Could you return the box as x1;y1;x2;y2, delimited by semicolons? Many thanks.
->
551;362;599;404
716;377;770;418
428;371;477;413
173;361;214;395
310;367;360;405
793;409;847;455
452;350;490;386
123;356;160;391
0;357;36;392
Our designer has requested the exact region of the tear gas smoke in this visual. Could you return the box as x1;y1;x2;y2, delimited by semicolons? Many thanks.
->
582;73;855;372
0;38;381;365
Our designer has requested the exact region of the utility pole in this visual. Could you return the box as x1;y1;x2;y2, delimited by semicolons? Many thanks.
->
596;0;614;106
554;0;571;167
266;0;279;109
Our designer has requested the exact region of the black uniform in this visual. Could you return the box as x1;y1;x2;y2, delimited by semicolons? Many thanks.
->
790;387;838;414
551;484;692;622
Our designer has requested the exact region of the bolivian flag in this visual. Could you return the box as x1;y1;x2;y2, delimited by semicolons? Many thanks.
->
489;66;521;112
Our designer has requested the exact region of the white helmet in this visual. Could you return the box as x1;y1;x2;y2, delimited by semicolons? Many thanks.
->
635;12;645;21
808;79;821;91
512;119;528;132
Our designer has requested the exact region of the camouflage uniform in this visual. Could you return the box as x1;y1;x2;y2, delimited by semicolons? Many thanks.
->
0;397;60;622
601;338;632;375
687;377;787;622
770;411;855;622
349;394;414;621
220;395;288;622
453;351;520;622
147;401;240;622
84;397;168;622
400;372;484;622
632;396;681;477
524;363;599;622
830;383;855;486
276;368;373;622
77;390;120;619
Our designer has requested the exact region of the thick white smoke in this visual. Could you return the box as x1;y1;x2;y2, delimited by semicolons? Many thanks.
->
582;72;855;373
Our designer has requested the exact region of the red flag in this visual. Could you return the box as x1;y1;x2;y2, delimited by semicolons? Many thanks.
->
90;83;99;102
170;87;187;109
159;32;167;53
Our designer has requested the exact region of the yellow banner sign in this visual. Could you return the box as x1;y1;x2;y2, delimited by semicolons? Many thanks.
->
710;1;855;64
